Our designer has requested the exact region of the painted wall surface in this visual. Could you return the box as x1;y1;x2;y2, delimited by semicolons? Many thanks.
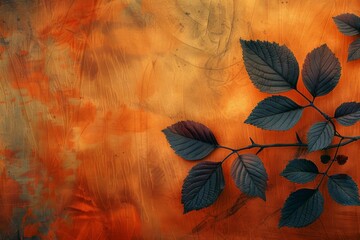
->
0;0;359;239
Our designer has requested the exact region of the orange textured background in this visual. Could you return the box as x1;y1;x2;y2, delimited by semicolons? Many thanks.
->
0;0;359;239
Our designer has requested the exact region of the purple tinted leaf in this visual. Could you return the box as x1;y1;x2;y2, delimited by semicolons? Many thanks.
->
302;44;341;97
162;121;218;160
182;161;225;213
333;13;360;36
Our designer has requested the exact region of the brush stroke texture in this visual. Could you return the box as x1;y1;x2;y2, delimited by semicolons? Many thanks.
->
0;0;358;239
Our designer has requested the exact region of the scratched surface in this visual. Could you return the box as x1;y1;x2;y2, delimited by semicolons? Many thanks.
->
0;0;359;239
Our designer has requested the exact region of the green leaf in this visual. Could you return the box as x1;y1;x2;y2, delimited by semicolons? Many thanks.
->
333;13;360;36
348;38;360;61
302;44;341;97
231;154;268;200
328;174;360;206
334;102;360;126
162;121;218;160
182;161;225;213
245;96;303;130
279;189;324;228
281;159;319;184
240;39;299;93
307;121;334;152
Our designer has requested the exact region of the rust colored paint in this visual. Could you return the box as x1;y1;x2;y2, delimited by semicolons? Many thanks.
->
0;0;359;239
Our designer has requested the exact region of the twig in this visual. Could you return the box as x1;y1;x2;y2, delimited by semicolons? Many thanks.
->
316;138;344;189
217;136;359;163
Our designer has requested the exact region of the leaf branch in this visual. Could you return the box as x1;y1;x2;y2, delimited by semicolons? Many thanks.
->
295;88;355;141
217;136;359;163
164;40;360;228
316;138;344;189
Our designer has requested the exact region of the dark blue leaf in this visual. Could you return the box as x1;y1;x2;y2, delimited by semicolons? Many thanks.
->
281;159;319;184
328;174;360;206
333;13;360;36
348;38;360;61
279;188;324;228
182;161;225;213
307;121;334;152
245;96;303;130
334;102;360;126
302;44;341;97
231;154;268;200
162;121;218;160
240;40;299;93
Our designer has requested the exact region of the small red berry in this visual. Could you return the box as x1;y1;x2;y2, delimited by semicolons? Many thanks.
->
336;155;348;165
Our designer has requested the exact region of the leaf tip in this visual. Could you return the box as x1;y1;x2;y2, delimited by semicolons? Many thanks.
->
347;55;355;62
244;116;254;126
260;194;266;201
320;43;328;49
239;38;247;46
183;207;191;214
278;221;285;228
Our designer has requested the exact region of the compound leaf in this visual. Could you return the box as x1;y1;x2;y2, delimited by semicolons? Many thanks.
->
328;174;360;206
307;121;334;152
231;154;268;200
333;13;360;36
334;102;360;126
240;39;299;93
162;121;218;160
279;188;324;228
245;96;303;130
281;159;319;184
182;161;225;213
302;44;341;97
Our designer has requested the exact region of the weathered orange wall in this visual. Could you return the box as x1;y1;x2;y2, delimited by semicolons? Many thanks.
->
0;0;359;239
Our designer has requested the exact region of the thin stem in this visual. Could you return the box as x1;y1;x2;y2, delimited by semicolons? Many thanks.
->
295;88;332;120
235;142;306;151
217;86;360;162
217;137;359;162
309;104;331;121
295;89;312;103
316;138;344;189
217;145;236;151
221;151;236;163
295;88;352;141
339;135;360;140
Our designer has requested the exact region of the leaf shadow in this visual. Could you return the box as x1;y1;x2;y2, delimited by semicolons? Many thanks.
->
191;194;253;234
